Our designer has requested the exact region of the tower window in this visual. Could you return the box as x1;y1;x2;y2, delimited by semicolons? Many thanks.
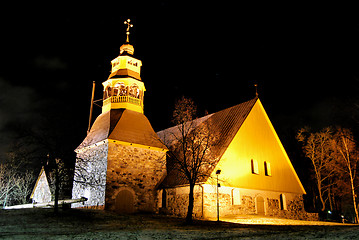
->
129;84;140;98
103;86;112;99
251;159;259;174
264;161;271;176
114;82;127;96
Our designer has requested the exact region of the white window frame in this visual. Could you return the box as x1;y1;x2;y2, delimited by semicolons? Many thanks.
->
251;159;259;174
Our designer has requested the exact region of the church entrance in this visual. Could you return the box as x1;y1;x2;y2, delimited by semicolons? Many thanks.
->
256;196;265;215
115;189;134;213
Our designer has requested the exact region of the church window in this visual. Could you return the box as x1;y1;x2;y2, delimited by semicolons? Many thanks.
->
264;161;271;176
280;194;287;210
251;159;259;174
129;83;140;98
103;86;112;99
114;82;127;96
232;188;241;205
161;189;167;208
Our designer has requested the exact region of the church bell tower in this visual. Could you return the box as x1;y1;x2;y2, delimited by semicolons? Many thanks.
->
72;19;167;213
102;20;145;114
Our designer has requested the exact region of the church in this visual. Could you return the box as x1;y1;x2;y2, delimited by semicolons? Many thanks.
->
72;20;317;220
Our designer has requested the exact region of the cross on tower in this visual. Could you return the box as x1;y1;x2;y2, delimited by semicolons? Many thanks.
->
124;19;133;43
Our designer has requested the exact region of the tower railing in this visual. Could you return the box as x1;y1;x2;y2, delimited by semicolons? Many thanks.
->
103;96;142;107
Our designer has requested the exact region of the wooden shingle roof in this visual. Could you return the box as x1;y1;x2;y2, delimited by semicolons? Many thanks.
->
77;109;167;150
158;97;258;187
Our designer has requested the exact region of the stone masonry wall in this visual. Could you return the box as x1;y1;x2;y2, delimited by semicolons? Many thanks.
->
105;142;167;213
266;195;318;221
162;184;318;221
72;141;108;209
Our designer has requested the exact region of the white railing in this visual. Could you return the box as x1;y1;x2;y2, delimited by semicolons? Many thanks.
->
103;96;142;107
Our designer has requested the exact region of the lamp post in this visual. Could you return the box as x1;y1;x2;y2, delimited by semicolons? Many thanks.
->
216;169;221;222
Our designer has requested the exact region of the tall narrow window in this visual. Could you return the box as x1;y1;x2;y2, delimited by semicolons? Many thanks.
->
103;86;112;99
251;159;259;174
161;189;167;208
280;194;287;210
264;161;271;176
232;188;241;205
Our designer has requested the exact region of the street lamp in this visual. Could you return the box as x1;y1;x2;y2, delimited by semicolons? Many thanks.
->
216;169;221;222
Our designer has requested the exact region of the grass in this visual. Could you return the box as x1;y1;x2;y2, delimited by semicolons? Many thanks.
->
0;208;359;239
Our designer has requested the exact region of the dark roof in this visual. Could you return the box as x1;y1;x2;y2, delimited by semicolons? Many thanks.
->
158;97;258;187
77;109;167;150
108;69;141;81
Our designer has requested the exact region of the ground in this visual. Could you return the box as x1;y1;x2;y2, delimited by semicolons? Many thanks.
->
0;209;358;239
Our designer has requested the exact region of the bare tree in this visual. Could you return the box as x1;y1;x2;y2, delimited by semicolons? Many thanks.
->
12;170;34;205
0;163;34;207
332;128;359;223
297;127;336;211
0;163;18;207
165;96;217;224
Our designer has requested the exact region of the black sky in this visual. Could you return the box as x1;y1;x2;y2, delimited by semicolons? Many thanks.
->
1;2;359;162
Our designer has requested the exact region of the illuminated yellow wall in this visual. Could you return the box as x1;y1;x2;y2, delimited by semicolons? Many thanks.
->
209;99;306;194
111;55;142;74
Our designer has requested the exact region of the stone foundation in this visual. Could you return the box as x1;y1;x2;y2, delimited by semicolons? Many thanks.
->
160;184;318;221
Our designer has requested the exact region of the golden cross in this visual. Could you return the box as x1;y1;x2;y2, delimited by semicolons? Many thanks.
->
124;19;133;43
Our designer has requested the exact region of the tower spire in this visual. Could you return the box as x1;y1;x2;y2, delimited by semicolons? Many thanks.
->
254;83;259;97
120;19;135;55
124;19;133;43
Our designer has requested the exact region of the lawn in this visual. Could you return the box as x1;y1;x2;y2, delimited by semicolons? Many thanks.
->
0;208;358;239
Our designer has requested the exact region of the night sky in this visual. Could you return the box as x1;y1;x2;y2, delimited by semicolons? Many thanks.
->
1;3;359;167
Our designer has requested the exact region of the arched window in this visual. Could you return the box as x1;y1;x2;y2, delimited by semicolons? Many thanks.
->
114;82;127;96
103;86;112;99
129;83;140;98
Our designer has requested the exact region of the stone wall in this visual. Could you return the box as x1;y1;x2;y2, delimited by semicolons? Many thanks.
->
72;141;108;209
105;141;167;213
161;184;318;221
265;195;318;221
162;186;204;218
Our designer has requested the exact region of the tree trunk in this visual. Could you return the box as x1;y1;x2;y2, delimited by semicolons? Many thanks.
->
328;187;333;212
54;167;59;215
317;180;326;211
349;173;358;223
186;183;195;224
3;192;8;208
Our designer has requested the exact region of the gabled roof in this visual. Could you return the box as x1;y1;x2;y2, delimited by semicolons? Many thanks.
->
30;166;50;199
77;109;167;150
158;97;258;187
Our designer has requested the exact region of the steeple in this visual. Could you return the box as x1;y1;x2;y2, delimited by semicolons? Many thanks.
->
120;19;134;56
102;19;145;114
124;19;133;43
